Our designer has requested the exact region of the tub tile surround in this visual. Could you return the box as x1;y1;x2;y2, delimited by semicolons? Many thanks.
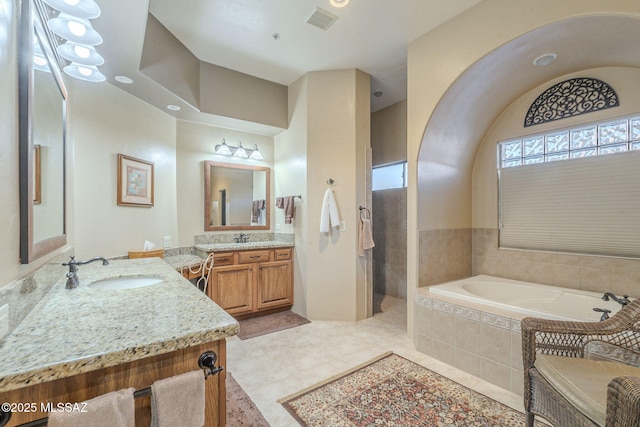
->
473;228;640;298
419;228;472;286
414;292;525;395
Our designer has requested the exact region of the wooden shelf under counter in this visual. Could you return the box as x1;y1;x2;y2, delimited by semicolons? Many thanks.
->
208;247;294;320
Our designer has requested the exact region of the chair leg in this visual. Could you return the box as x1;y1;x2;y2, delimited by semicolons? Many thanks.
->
525;412;534;427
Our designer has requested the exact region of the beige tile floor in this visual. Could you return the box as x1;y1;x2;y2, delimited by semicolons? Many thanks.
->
226;294;525;427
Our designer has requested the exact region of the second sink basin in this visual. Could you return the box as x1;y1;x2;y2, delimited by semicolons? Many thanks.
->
87;276;163;290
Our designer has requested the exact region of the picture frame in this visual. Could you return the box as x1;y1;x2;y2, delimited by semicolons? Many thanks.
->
117;153;154;207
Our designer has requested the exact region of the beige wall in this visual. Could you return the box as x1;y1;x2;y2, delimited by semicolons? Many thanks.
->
274;75;309;316
175;120;274;245
275;69;371;321
0;0;21;286
371;100;406;166
69;81;178;259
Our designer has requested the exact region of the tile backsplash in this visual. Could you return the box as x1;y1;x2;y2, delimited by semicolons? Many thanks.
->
0;251;69;339
473;228;640;297
194;232;294;245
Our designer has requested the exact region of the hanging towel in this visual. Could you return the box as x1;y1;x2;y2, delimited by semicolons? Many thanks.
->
359;218;375;256
48;387;135;427
252;199;265;223
275;197;284;208
320;188;341;233
283;196;295;224
151;370;205;427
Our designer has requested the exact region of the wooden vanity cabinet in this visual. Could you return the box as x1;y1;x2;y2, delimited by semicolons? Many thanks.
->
208;248;293;319
0;341;227;427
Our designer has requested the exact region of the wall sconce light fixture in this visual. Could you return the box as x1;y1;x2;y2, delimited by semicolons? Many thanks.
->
43;0;106;82
214;139;264;160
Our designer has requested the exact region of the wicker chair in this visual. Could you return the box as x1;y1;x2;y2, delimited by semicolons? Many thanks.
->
522;298;640;427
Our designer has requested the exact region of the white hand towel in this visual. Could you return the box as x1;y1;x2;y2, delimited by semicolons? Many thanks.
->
359;218;375;257
151;370;205;427
320;188;341;233
48;387;135;427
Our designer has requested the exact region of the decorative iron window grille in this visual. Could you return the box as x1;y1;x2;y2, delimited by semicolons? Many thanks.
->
524;78;619;127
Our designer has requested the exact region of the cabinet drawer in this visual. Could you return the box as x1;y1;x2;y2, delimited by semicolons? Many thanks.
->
274;248;292;260
213;252;234;266
238;250;270;264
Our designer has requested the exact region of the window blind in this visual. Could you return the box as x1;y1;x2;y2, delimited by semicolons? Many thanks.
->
499;150;640;258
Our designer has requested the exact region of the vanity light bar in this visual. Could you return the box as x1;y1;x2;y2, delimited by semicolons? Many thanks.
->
214;139;264;161
41;0;106;83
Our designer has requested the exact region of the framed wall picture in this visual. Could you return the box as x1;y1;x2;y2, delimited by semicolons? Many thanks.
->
117;154;154;207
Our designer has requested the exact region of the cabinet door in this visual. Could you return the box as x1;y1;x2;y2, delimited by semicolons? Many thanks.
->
210;264;253;316
256;260;293;310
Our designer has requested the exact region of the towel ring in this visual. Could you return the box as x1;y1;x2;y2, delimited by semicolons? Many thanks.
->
359;206;370;221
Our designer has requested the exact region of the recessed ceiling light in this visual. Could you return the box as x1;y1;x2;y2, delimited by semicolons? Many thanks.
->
330;0;350;7
533;53;557;67
114;75;133;84
166;104;181;111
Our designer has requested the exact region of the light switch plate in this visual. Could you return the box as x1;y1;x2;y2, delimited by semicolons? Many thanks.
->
163;236;171;248
340;221;346;232
0;304;9;340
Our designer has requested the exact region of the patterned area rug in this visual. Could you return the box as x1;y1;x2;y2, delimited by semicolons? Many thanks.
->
281;352;540;427
237;310;310;340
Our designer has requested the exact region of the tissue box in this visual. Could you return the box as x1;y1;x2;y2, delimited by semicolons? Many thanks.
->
128;249;165;259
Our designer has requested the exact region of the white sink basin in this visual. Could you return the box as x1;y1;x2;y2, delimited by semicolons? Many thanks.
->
87;276;163;290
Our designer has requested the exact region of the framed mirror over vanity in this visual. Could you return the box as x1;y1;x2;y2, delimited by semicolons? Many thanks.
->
19;0;68;263
204;161;270;231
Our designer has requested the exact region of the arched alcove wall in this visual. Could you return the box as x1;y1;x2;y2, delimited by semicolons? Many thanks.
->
406;0;640;337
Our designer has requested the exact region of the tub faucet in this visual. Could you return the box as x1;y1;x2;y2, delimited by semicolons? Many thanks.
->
62;255;109;289
602;292;630;306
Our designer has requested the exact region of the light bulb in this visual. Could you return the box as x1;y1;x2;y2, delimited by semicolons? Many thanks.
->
67;20;87;36
34;56;48;66
64;0;79;5
73;45;90;58
78;66;92;76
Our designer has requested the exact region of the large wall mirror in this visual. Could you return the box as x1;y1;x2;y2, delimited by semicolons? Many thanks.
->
204;162;270;231
19;0;68;263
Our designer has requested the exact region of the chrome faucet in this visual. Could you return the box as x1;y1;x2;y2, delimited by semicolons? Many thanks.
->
234;233;249;243
62;255;109;289
602;292;630;306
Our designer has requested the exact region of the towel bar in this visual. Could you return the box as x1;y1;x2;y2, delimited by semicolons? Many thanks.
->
0;350;222;427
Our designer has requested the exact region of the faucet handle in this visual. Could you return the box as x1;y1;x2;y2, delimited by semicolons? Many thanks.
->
62;255;77;266
593;307;612;321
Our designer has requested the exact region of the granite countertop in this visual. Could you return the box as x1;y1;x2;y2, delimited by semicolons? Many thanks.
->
0;258;238;393
194;240;294;252
163;254;207;271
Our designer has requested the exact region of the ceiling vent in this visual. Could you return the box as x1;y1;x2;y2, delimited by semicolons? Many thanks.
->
306;7;338;31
